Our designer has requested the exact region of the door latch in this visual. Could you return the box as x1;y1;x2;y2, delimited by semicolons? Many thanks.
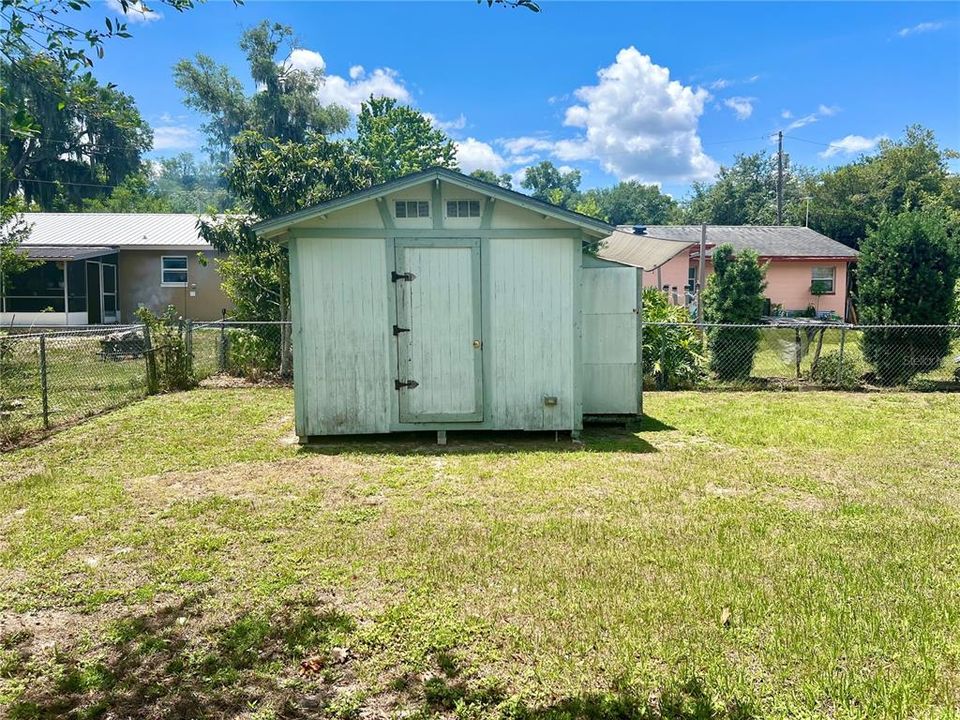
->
395;379;420;390
391;271;416;282
393;325;411;336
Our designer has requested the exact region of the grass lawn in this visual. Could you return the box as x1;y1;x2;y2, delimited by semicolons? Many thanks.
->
1;389;959;719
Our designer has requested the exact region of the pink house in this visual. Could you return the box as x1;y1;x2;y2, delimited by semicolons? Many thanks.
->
629;226;858;319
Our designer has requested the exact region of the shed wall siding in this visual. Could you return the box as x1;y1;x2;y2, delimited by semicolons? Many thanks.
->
581;266;638;414
292;236;393;436
486;236;577;430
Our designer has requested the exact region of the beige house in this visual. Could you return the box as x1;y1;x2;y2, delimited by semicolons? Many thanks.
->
2;213;232;325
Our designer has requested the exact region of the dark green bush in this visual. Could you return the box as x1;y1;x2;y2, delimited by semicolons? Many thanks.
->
858;211;958;385
810;350;863;389
701;245;767;381
226;328;279;379
136;306;196;393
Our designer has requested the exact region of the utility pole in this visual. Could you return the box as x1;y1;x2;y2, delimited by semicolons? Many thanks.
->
777;130;784;226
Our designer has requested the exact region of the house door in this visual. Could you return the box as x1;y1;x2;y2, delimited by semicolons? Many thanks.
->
85;262;102;324
394;239;483;423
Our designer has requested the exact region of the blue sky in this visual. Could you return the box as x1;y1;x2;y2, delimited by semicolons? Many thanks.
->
89;1;960;198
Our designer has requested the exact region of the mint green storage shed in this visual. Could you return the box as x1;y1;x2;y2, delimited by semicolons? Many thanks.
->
254;168;642;441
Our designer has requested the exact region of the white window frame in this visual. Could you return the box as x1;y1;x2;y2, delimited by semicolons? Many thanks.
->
394;200;430;219
161;255;189;287
811;266;836;294
446;200;481;218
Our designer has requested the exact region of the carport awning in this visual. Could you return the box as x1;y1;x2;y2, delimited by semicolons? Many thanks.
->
596;230;695;271
20;245;117;261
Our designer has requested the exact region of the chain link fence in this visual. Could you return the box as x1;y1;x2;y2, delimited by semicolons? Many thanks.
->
641;321;960;392
3;320;959;447
1;321;288;447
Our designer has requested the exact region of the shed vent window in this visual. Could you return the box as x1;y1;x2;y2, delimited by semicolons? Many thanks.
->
161;255;188;286
395;201;430;218
811;266;835;294
447;200;481;218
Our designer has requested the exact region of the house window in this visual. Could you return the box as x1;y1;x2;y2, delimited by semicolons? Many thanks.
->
447;200;481;218
161;256;188;286
395;200;430;218
687;265;697;290
811;266;835;294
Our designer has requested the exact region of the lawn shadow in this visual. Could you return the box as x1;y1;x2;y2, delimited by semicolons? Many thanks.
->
297;425;657;457
2;596;355;720
392;651;757;720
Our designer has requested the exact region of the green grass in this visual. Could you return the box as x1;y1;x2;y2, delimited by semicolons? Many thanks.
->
1;389;959;719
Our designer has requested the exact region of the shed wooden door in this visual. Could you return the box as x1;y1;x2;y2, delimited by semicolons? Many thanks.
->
394;239;483;423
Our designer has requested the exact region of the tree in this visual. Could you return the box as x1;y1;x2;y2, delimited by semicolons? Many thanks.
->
520;161;581;208
1;54;152;209
682;152;808;226
807;126;960;249
572;193;605;221
199;131;376;373
0;196;36;291
82;174;172;212
174;22;350;163
588;181;678;225
353;97;458;183
858;211;958;385
0;0;226;70
470;169;512;189
701;245;767;381
151;153;234;213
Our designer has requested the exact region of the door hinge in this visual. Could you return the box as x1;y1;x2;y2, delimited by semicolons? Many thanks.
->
391;271;416;282
392;324;410;336
395;379;419;390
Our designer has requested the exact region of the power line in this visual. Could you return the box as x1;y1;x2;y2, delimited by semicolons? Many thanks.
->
9;176;123;190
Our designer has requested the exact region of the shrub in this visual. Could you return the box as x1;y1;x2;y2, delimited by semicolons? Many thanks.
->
641;288;705;389
810;350;863;389
858;211;958;385
136;306;196;393
701;245;767;381
226;328;279;380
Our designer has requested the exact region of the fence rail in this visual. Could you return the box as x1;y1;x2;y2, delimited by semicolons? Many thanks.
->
2;320;958;447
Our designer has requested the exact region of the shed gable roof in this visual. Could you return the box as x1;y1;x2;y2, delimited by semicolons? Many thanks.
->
252;167;615;238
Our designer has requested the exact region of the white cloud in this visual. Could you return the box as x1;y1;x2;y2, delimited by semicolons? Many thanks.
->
424;113;467;133
286;49;326;74
499;136;556;156
545;47;717;182
820;134;887;158
152;125;201;151
709;74;759;91
456;138;508;174
709;79;731;90
314;66;411;114
783;103;841;132
723;96;755;120
785;113;819;131
105;0;161;23
898;21;945;37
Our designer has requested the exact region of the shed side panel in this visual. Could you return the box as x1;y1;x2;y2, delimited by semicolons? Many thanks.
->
293;237;392;435
582;266;638;414
486;236;576;430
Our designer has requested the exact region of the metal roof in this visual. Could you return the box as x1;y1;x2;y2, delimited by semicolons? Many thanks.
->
596;230;696;270
253;167;615;238
21;245;117;262
18;213;211;249
626;225;858;259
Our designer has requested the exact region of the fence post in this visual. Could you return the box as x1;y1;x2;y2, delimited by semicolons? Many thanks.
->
794;328;802;381
837;326;847;385
218;308;227;372
185;319;193;378
143;323;159;395
39;332;50;430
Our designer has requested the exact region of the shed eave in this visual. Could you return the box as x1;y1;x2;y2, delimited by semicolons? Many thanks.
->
251;167;615;238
